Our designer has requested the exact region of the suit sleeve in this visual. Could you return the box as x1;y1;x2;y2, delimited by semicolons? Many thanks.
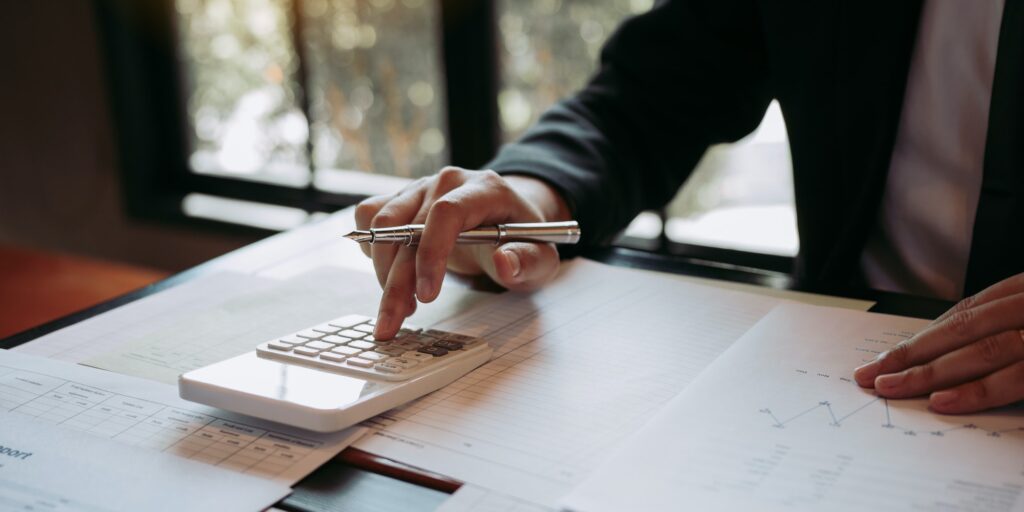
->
487;0;773;248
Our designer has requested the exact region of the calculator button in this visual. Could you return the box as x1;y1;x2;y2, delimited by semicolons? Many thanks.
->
267;342;293;351
348;340;377;350
359;351;388;362
433;340;464;351
293;346;322;357
417;346;448;357
346;357;374;368
375;346;406;357
367;318;377;326
319;352;348;362
329;315;369;328
374;362;404;374
397;327;420;337
338;329;365;339
296;329;323;339
393;341;421;351
388;357;419;369
304;341;334;351
321;335;349;345
331;346;362;356
279;335;306;345
313;323;341;334
423;329;448;338
412;334;440;345
442;333;476;344
403;352;434;362
354;324;375;333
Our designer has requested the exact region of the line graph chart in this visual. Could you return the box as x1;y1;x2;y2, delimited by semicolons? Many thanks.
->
760;396;1024;439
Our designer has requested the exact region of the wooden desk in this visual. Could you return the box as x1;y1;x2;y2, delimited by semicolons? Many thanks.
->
0;209;954;511
0;244;168;338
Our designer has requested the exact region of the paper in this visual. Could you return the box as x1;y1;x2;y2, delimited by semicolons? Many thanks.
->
0;350;365;485
437;485;556;512
563;303;1024;512
13;272;268;364
673;274;875;311
15;266;487;384
0;410;290;512
354;259;784;505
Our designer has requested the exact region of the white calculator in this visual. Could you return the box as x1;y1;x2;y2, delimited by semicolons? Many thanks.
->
178;314;492;432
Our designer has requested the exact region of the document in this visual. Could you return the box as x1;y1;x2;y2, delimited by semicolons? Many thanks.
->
14;266;487;384
0;410;290;512
354;259;785;505
562;304;1024;512
0;350;364;485
437;485;555;512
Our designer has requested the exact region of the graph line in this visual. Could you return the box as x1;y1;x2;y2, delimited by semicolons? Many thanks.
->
760;397;1024;440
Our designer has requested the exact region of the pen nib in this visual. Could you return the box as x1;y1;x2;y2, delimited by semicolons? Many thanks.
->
343;230;373;243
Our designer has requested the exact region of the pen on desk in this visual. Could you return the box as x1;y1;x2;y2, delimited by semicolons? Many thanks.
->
343;220;581;246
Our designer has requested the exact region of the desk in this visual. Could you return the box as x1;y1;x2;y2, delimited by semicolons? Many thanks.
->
0;209;954;511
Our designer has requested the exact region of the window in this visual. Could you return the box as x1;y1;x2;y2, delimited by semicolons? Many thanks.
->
100;0;796;268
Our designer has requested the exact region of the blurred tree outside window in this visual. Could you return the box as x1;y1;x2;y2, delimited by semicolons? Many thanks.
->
177;0;310;187
302;0;447;194
175;0;797;256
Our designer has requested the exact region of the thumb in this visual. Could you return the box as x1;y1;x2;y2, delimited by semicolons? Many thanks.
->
480;242;560;292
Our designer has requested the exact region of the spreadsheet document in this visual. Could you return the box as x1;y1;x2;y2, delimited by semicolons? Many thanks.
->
564;304;1024;511
0;350;364;484
355;259;785;505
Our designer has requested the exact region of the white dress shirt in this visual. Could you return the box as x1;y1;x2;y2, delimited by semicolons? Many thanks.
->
861;0;1005;300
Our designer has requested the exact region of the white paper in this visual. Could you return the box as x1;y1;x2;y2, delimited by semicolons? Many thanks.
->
0;350;365;485
13;272;269;364
0;410;290;512
563;303;1024;512
15;266;488;385
355;259;784;505
437;485;556;512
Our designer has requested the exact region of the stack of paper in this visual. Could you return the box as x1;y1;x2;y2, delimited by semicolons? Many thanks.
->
0;410;290;511
562;304;1024;511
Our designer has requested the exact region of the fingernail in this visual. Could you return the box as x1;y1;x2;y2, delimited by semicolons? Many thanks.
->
503;249;521;280
853;360;880;383
931;390;959;408
875;372;905;390
417;277;433;300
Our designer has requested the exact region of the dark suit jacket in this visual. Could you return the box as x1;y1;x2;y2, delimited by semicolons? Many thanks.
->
487;0;1023;297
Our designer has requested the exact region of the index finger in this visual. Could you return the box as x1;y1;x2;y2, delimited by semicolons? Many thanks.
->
856;293;1024;386
415;182;539;302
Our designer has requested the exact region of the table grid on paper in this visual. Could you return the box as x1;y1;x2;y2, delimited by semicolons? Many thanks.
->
0;364;323;479
370;265;781;487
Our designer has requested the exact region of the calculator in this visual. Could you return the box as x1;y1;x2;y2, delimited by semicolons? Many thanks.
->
178;314;492;432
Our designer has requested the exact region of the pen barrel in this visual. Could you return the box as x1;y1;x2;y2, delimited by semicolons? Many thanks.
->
368;221;580;245
489;221;581;245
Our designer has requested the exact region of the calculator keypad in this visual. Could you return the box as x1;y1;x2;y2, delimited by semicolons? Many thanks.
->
256;314;486;381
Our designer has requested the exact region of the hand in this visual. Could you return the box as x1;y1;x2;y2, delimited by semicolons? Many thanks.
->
853;273;1024;414
354;168;571;339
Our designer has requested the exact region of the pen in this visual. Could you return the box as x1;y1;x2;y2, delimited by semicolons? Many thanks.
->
344;221;581;246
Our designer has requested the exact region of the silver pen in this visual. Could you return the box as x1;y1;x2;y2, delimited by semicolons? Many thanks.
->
344;221;581;246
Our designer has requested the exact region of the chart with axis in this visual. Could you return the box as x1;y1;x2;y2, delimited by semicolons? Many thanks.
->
759;396;1024;438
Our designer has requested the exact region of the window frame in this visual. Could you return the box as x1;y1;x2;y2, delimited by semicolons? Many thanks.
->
95;0;793;273
95;0;499;235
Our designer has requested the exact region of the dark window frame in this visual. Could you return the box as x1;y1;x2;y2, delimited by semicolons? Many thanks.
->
94;0;499;233
95;0;792;273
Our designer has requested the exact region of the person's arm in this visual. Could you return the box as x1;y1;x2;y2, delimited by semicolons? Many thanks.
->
488;0;773;248
360;0;774;338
